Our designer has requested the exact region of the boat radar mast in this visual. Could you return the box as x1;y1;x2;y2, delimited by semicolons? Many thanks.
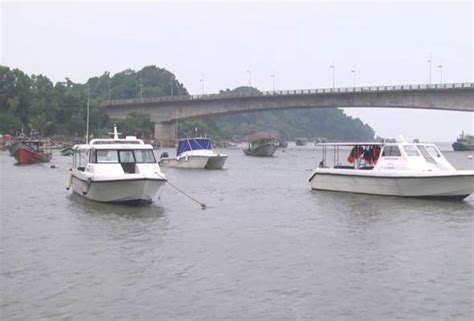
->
108;124;122;139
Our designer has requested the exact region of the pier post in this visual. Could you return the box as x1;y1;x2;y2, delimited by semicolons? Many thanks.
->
154;122;177;147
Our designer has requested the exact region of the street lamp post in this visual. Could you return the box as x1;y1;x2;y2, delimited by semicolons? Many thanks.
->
86;86;90;144
270;73;275;91
139;78;143;98
200;74;204;95
437;63;443;84
427;54;432;85
351;69;356;88
330;63;335;89
170;75;174;97
108;76;111;101
247;66;252;87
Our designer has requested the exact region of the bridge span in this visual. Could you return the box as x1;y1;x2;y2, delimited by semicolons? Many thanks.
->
102;82;474;143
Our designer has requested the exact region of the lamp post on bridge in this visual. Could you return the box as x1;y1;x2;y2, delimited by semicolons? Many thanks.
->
437;60;443;84
200;74;205;95
427;53;432;85
270;72;275;91
351;69;356;88
247;66;252;87
330;63;335;89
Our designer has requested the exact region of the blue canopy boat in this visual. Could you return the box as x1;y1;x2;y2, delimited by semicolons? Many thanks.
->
160;138;228;169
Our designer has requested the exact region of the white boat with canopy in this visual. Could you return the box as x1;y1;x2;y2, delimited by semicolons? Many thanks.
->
159;138;228;169
65;126;167;205
309;141;474;200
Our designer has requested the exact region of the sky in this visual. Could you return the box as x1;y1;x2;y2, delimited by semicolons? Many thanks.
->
1;0;473;141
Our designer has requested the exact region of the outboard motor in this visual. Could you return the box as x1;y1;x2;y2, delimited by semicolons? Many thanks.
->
160;152;169;159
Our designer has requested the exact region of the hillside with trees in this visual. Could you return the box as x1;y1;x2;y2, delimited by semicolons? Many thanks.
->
0;65;375;141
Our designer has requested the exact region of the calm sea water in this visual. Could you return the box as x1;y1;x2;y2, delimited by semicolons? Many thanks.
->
1;144;473;321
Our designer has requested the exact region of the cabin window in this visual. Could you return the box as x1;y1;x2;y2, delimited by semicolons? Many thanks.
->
134;150;156;163
119;150;135;163
417;145;437;164
97;150;119;163
425;145;441;158
403;145;420;156
382;146;401;157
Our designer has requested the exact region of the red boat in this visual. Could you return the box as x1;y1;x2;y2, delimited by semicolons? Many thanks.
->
13;141;52;164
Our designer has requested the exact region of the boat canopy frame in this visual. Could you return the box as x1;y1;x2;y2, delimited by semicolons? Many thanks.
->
176;138;213;156
316;142;385;169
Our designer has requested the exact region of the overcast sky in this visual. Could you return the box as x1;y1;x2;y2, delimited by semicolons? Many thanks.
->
1;0;473;141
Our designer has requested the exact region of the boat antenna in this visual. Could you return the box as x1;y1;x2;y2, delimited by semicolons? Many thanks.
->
107;124;122;139
113;124;119;139
86;87;90;144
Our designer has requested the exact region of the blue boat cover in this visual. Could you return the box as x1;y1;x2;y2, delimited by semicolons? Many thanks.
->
177;138;213;156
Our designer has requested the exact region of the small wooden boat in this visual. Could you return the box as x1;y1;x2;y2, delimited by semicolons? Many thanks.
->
243;133;278;157
295;138;308;146
13;140;52;164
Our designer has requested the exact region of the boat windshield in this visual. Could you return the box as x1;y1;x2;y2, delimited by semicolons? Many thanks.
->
381;145;401;157
95;149;156;164
403;145;421;156
417;145;437;164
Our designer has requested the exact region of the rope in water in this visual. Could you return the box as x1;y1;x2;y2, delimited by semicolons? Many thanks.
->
156;172;206;209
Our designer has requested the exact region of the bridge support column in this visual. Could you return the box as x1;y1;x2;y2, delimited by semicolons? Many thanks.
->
155;122;177;147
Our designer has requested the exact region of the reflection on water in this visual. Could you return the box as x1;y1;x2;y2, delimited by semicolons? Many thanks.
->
66;193;166;220
1;148;473;321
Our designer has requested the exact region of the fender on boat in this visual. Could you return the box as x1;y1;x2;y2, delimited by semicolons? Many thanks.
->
65;170;72;190
83;177;92;195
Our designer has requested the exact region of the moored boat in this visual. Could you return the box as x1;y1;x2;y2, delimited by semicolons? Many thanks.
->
66;126;166;205
159;138;228;169
13;140;52;164
452;131;474;151
243;132;278;157
277;140;288;148
295;138;308;146
309;141;474;200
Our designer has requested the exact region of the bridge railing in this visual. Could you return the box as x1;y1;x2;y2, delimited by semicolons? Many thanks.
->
104;82;473;107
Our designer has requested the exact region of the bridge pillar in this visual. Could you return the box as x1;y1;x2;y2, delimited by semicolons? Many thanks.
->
154;122;177;147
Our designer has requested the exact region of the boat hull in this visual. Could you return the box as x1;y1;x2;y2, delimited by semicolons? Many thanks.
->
71;175;166;204
159;155;209;169
309;171;474;199
243;144;278;157
452;142;474;151
14;147;51;164
205;155;228;169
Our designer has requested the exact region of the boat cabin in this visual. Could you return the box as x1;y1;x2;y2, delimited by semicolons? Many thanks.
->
317;142;455;172
72;136;157;174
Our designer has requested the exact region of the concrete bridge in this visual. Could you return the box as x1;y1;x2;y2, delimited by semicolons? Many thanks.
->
102;82;474;143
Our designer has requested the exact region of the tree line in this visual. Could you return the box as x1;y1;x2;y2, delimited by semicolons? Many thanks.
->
0;65;186;139
0;65;375;142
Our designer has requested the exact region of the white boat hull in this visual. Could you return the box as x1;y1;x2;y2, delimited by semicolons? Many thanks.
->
309;171;474;199
71;175;166;204
159;155;209;169
205;155;228;169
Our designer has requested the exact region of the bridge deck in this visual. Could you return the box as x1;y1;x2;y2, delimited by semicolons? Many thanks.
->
103;82;473;107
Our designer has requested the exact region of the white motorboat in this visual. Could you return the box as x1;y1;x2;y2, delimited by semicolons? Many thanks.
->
159;138;228;169
309;141;474;200
65;126;167;205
